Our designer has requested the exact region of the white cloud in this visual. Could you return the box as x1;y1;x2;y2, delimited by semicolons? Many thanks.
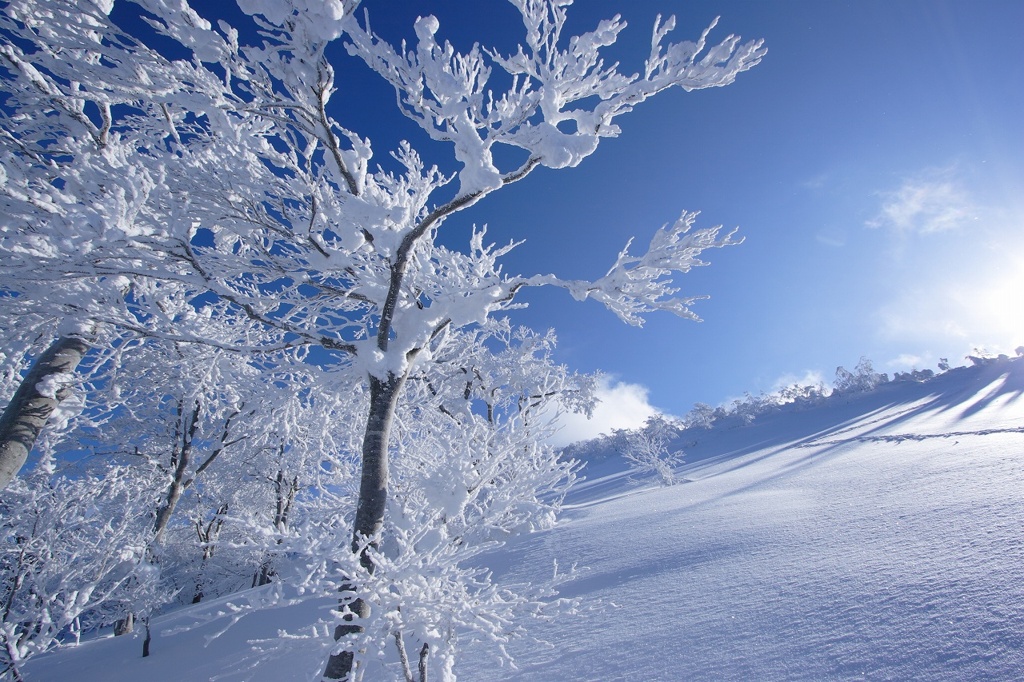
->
770;370;827;393
545;377;661;447
801;172;830;191
865;164;1024;361
867;168;976;235
886;353;926;370
815;226;847;248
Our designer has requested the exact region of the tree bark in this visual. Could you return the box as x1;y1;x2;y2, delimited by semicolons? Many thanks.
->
351;374;403;560
141;619;152;658
322;372;404;680
193;503;228;603
113;613;134;636
152;401;198;546
0;336;90;491
118;399;199;636
418;643;429;682
254;468;297;588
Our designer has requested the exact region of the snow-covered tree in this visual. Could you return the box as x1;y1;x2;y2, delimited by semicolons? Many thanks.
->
0;302;118;492
0;335;361;662
270;322;591;680
0;332;91;492
14;337;259;643
622;415;684;485
0;467;155;680
684;402;719;430
834;357;889;395
1;0;764;677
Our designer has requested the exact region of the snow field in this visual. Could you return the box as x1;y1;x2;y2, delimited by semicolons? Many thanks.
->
461;363;1024;680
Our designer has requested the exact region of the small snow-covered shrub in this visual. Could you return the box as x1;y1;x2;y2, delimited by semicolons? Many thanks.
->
834;357;889;394
622;417;685;486
965;348;1016;366
775;381;830;408
683;403;717;430
677;380;828;434
893;369;935;383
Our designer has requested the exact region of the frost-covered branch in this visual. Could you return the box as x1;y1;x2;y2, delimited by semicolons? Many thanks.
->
522;211;742;325
345;2;764;192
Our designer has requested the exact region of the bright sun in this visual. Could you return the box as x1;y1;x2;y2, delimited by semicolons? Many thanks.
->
878;217;1024;355
974;251;1024;349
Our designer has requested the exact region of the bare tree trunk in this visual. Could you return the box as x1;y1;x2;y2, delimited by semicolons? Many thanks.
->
323;373;404;681
153;399;200;545
193;503;228;604
418;643;428;682
394;631;414;682
351;374;404;560
254;467;297;588
141;618;152;657
117;399;200;636
113;613;134;636
0;336;90;491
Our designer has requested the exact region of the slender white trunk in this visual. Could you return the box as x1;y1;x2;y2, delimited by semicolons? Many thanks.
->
322;372;405;681
0;336;90;491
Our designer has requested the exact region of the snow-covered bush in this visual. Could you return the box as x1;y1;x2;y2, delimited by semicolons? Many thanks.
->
834;357;889;394
622;416;685;486
677;379;828;433
775;381;830;408
683;403;718;430
966;348;1019;366
893;369;935;383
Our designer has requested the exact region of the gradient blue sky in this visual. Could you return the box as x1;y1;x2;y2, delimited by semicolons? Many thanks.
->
177;0;1024;436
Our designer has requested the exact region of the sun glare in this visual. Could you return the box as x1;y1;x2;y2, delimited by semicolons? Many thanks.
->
976;254;1024;347
877;213;1024;356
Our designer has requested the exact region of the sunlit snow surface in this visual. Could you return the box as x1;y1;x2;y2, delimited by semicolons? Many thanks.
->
25;362;1024;681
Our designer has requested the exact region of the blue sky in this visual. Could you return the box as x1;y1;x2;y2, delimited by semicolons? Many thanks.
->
450;0;1024;427
177;0;1024;438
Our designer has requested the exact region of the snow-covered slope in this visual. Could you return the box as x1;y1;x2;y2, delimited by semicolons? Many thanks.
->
25;361;1024;681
